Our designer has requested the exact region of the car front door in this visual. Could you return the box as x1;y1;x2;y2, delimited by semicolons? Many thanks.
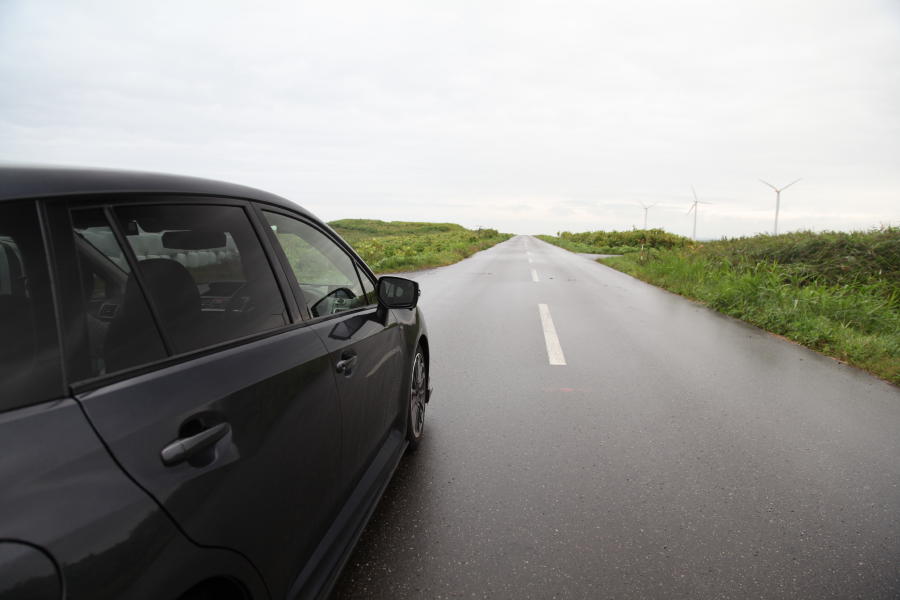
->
47;198;344;599
259;209;406;493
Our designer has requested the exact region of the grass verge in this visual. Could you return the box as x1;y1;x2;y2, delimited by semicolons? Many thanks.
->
329;219;512;273
592;228;900;384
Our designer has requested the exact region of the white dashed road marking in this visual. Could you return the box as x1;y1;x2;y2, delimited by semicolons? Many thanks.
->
538;304;566;366
531;269;540;282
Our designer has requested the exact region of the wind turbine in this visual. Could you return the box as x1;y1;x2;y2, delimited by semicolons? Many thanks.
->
759;178;801;235
638;202;657;229
687;186;712;241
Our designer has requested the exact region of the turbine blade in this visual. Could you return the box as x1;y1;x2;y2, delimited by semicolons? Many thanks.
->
782;178;801;190
759;179;777;191
691;186;699;202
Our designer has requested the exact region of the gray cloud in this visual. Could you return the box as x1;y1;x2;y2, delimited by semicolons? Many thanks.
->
1;0;898;236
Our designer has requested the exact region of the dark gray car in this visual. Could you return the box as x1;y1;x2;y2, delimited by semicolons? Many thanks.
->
0;166;431;600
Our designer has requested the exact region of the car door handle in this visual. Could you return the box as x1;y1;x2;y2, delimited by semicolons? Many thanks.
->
335;351;358;375
160;422;231;466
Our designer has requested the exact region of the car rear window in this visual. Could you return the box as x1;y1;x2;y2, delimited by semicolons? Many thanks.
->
71;208;168;377
0;201;63;411
113;204;289;354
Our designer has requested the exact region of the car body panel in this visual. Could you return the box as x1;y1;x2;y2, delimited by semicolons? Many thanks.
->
75;322;343;599
310;306;407;495
288;427;408;599
0;541;62;600
0;397;267;600
0;165;431;599
0;166;292;209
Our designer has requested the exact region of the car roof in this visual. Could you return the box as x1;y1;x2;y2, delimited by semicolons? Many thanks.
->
0;165;311;216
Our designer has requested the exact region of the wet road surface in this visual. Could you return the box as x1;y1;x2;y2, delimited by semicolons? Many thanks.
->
332;235;900;599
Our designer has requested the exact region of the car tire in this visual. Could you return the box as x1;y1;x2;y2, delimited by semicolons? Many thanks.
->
406;344;427;452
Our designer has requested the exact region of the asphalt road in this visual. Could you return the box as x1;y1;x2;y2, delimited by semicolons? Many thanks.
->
332;235;900;599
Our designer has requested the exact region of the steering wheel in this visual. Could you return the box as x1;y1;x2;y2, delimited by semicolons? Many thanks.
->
311;287;356;317
224;282;254;319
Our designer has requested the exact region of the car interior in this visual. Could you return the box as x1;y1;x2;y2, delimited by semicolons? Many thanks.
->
0;209;63;410
263;211;372;317
72;205;289;377
0;237;35;374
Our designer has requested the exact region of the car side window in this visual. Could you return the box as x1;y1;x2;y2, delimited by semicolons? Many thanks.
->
262;211;370;318
71;209;167;377
113;204;289;354
0;201;64;410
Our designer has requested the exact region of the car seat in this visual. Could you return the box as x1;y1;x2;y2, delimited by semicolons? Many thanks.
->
0;294;36;375
104;259;205;371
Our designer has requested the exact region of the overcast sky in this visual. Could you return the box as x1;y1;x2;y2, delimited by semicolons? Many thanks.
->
2;0;898;237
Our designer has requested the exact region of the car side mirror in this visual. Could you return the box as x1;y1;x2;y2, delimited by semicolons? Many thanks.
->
377;276;420;309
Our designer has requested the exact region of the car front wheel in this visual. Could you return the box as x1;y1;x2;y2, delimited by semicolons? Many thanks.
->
406;345;427;451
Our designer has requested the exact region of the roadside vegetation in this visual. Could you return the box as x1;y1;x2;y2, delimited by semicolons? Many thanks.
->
546;228;900;383
536;229;692;254
329;219;512;273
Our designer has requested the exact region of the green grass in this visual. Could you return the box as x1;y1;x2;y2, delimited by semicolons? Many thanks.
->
329;219;512;273
586;228;899;384
329;219;470;244
537;228;692;254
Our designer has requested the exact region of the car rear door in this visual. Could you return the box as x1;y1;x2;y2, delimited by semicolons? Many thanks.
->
46;197;344;599
1;197;268;600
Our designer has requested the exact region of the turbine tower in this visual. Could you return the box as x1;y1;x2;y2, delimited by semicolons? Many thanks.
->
760;178;801;235
638;202;657;229
687;186;712;241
